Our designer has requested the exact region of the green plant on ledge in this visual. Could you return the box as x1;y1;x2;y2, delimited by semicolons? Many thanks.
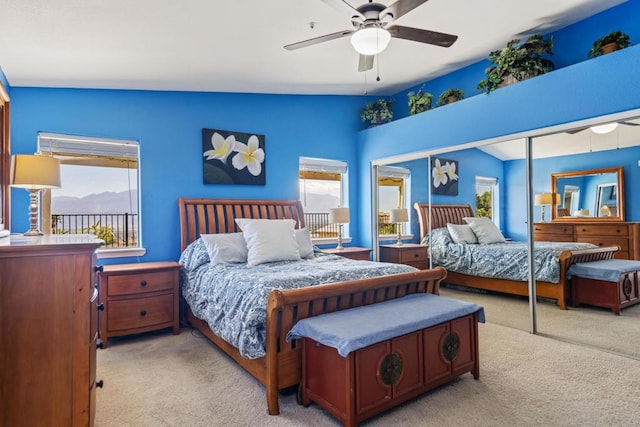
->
477;34;554;94
360;98;394;125
84;221;115;245
436;88;465;106
407;86;433;115
588;30;630;58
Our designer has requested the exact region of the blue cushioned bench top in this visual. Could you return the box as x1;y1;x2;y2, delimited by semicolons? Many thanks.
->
568;259;640;282
286;293;485;357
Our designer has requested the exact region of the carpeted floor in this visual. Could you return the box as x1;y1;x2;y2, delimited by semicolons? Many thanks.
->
96;320;640;426
439;285;640;358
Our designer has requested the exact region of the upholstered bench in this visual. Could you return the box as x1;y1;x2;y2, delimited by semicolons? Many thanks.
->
568;259;640;315
287;293;485;427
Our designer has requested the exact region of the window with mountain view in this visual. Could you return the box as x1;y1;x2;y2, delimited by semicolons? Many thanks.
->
299;157;348;241
38;133;141;256
475;176;499;225
378;165;410;237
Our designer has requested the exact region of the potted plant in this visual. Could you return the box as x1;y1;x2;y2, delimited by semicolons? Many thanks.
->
436;88;465;106
407;86;433;115
477;34;554;93
588;30;630;58
360;98;394;125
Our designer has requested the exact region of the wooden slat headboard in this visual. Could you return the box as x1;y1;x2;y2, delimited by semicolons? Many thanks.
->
178;198;306;251
413;203;474;240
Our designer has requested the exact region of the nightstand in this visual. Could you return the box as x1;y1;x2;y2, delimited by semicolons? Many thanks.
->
99;261;181;348
322;247;372;261
379;243;429;269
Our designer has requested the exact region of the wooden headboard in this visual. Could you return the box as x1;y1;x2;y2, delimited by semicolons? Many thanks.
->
178;198;305;251
413;203;474;240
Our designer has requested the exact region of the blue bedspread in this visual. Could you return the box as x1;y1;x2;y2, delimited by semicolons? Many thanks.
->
422;228;598;283
179;239;417;359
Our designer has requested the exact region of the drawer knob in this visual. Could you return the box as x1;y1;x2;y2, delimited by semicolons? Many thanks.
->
96;380;104;388
94;265;104;273
96;341;104;349
97;303;105;311
140;280;147;287
140;310;147;317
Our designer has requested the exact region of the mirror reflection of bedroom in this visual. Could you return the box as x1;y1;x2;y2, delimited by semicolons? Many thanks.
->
374;112;640;360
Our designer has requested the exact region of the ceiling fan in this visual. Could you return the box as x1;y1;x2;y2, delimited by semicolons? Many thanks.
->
567;121;640;135
284;0;458;72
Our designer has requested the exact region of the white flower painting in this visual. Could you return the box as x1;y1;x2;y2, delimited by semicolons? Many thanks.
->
203;128;266;185
431;157;459;195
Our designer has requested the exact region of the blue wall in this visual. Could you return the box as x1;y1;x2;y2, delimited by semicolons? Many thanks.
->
0;66;9;93
9;88;367;262
357;0;640;248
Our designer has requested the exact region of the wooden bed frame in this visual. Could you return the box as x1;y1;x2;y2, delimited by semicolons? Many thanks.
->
413;203;620;310
179;198;447;415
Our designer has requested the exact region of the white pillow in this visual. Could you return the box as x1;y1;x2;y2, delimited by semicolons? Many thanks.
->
235;218;301;267
295;227;314;259
446;223;478;244
463;217;506;244
201;233;248;265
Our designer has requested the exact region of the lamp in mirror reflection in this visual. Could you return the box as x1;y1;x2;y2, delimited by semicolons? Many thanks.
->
390;208;409;246
590;122;618;134
10;154;61;236
329;207;349;250
534;193;560;222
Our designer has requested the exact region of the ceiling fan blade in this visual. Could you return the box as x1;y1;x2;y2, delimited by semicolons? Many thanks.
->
284;29;354;50
621;121;640;126
565;127;588;134
319;0;365;20
358;54;374;72
381;0;430;23
388;25;458;47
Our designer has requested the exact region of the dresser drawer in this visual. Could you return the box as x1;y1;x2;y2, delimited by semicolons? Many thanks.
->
533;223;573;235
107;294;174;331
399;247;427;263
576;236;628;251
535;233;573;242
404;260;428;270
574;224;629;237
107;270;177;296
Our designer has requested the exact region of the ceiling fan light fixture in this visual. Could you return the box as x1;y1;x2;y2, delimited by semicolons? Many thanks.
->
590;122;618;134
350;27;391;55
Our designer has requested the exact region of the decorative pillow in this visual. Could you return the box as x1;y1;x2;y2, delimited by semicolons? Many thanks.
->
446;223;478;244
463;217;506;244
295;227;314;259
235;218;301;267
201;233;248;265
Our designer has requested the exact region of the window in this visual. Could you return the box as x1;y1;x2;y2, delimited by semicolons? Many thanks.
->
299;157;348;240
475;176;499;224
38;133;143;257
378;165;410;236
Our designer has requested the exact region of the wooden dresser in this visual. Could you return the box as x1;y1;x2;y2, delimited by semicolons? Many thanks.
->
0;235;103;427
321;247;372;261
533;222;640;260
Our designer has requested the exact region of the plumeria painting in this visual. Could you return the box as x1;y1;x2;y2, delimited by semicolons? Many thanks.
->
431;157;459;195
202;128;265;185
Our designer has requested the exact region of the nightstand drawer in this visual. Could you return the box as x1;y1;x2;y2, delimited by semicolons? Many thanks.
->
107;294;174;331
399;247;427;263
108;270;176;296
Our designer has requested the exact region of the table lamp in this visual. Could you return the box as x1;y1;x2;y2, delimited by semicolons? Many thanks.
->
10;154;61;236
390;208;409;246
534;193;559;222
328;207;349;250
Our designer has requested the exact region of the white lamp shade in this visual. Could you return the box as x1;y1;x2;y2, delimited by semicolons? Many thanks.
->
390;208;409;223
10;155;61;189
329;207;349;224
350;27;391;55
534;193;559;206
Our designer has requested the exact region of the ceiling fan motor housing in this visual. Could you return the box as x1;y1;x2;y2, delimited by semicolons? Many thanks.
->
351;2;392;28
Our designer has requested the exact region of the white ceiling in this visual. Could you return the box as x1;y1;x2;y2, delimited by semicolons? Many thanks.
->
0;0;626;95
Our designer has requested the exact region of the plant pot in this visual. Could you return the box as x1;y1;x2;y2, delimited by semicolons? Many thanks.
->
446;96;458;104
498;73;530;88
600;42;619;56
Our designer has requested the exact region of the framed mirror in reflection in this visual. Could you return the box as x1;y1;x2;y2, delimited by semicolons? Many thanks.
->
551;166;624;221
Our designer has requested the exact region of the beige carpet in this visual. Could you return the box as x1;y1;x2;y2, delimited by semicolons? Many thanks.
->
96;323;640;426
439;285;640;358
